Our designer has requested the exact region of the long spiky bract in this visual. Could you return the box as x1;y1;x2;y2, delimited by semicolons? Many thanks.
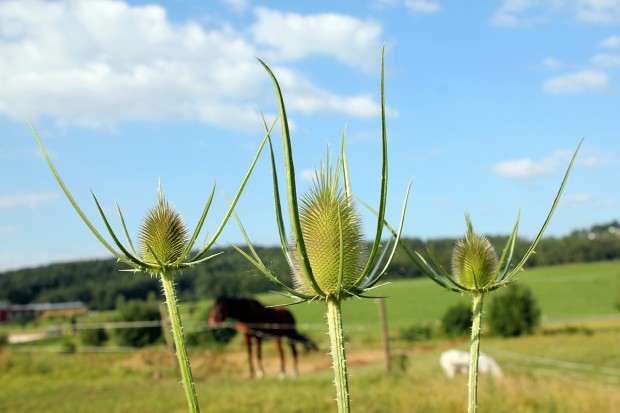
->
232;47;411;413
30;117;275;413
369;138;582;413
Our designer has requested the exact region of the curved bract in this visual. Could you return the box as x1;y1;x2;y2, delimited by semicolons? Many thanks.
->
30;119;275;413
232;47;412;304
29;119;274;275
369;138;582;296
229;47;411;413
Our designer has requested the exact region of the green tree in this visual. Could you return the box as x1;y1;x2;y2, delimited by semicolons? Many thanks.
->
115;299;162;347
441;301;473;337
487;283;541;337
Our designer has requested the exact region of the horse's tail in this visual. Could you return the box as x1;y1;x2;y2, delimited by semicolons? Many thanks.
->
289;332;318;352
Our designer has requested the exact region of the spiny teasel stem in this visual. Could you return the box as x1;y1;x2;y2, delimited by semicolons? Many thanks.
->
160;271;200;413
326;296;351;413
468;293;484;413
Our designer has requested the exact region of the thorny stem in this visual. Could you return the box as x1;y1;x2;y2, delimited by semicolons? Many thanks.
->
468;293;484;413
160;271;200;413
326;296;351;413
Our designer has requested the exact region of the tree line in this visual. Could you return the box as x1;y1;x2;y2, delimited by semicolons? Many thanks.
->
1;221;618;311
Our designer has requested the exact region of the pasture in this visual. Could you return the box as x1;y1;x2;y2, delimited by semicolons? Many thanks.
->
1;260;619;412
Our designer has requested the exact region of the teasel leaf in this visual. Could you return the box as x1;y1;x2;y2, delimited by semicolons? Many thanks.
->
29;120;138;268
116;202;139;258
357;46;388;286
262;113;294;270
258;57;322;297
91;191;151;270
360;177;413;291
194;118;275;260
506;138;583;278
181;182;216;265
494;210;520;285
341;124;352;200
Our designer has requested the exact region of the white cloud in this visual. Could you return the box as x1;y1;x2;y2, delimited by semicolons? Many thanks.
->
560;193;593;208
0;192;59;209
600;34;620;48
300;169;315;183
220;0;249;13
491;150;573;179
404;0;441;14
542;57;563;69
576;153;611;166
0;1;385;131
250;7;383;73
591;52;620;67
490;0;547;27
491;0;620;26
492;158;555;179
269;66;390;118
575;0;620;24
543;70;608;94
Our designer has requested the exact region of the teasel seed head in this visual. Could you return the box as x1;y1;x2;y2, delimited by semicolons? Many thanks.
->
138;187;189;268
451;215;499;291
291;161;366;297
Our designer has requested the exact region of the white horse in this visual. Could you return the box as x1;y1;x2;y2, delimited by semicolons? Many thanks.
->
439;349;503;379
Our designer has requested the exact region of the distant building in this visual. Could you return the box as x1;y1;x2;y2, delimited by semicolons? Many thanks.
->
0;301;87;324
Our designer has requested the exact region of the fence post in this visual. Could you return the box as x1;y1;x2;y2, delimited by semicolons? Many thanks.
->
377;297;391;372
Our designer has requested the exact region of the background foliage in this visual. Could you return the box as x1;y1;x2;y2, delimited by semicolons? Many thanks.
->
1;221;618;310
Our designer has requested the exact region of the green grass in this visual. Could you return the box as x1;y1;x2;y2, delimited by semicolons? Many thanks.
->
1;261;619;412
256;260;620;337
1;328;619;412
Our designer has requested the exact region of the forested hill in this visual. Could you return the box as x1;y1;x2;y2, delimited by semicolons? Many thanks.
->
1;221;619;310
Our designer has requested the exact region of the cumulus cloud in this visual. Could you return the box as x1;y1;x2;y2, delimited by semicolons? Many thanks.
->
0;192;59;209
250;7;383;73
600;34;620;48
404;0;441;14
542;57;563;70
0;1;385;131
491;0;620;26
543;70;608;94
300;169;316;183
220;0;249;13
560;193;593;208
575;0;620;24
491;150;576;179
591;53;620;67
490;0;548;27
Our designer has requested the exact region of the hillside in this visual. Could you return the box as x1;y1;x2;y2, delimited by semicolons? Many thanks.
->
1;221;619;310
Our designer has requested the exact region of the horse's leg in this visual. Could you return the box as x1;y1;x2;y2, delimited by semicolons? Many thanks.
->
274;338;285;379
256;336;265;378
243;332;255;378
289;339;299;379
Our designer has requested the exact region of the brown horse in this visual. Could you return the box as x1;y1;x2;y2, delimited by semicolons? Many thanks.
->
208;296;317;378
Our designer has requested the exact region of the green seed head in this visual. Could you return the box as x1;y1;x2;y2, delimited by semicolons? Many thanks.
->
291;161;366;297
451;216;499;291
138;188;189;268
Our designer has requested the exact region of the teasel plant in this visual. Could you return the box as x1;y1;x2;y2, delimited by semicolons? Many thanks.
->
374;139;582;413
230;48;412;413
29;120;274;413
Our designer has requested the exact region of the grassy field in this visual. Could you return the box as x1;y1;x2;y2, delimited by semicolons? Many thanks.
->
252;260;620;343
1;260;619;412
1;329;618;412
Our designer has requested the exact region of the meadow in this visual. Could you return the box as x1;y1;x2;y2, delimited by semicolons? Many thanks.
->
1;260;619;412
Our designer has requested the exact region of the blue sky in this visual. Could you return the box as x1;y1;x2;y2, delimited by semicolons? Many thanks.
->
1;0;618;272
